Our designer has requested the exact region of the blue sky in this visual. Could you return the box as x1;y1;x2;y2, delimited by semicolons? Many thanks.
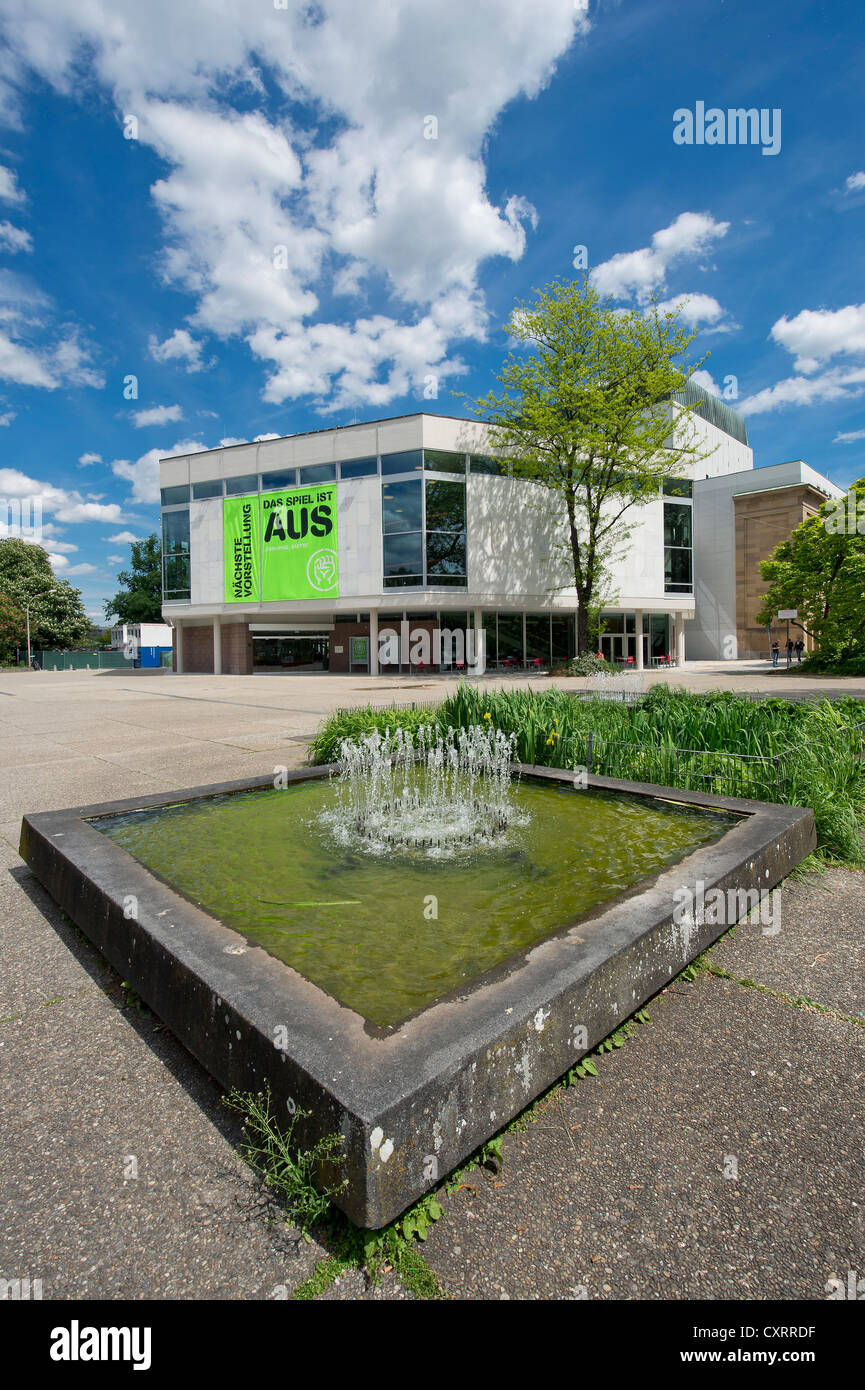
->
0;0;862;620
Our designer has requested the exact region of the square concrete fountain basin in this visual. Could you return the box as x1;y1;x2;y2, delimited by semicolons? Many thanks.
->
19;765;815;1228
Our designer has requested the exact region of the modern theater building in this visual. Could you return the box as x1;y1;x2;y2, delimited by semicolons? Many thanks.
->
158;384;841;675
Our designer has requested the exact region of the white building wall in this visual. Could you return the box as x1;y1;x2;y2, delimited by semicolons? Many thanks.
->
466;475;572;604
676;409;753;481
337;476;381;597
190;498;225;606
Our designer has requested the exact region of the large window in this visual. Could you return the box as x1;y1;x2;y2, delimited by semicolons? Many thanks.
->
192;479;222;500
380;474;467;589
664;501;693;593
469;454;506;476
162;508;190;601
424;449;465;474
425;478;466;587
382;478;423;586
381;449;422;475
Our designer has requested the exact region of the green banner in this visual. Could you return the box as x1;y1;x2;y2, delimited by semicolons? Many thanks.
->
223;486;339;603
350;636;368;664
260;485;339;600
224;496;260;604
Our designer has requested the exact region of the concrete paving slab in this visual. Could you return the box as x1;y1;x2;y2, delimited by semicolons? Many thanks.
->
421;976;865;1300
710;869;865;1020
0;960;330;1299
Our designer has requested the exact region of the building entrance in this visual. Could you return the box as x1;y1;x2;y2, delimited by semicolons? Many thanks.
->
252;633;330;670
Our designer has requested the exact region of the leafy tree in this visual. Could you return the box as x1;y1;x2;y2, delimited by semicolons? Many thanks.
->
467;275;708;653
0;538;90;649
757;481;865;660
104;534;163;623
0;591;26;663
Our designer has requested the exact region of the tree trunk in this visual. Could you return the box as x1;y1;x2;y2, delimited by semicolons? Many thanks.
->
576;599;590;656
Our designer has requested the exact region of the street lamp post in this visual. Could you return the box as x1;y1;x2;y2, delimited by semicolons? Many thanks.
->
25;599;42;669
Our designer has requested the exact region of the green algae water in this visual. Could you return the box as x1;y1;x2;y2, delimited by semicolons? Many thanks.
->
95;778;734;1027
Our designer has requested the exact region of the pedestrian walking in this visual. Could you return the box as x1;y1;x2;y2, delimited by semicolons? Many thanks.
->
795;638;804;663
771;639;780;667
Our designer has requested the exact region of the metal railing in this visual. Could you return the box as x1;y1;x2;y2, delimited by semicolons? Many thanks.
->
559;732;791;800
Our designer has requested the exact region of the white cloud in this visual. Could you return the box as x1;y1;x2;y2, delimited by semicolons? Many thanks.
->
0;164;25;205
690;369;722;396
148;327;209;371
111;437;208;503
131;403;184;427
0;330;56;387
591;213;730;303
106;553;124;563
106;531;142;543
0;321;103;389
0;466;126;523
845;171;865;194
54;500;125;523
654;293;728;331
0;0;589;409
0;221;31;253
770;302;865;372
0;408;14;425
0;268;103;390
740;365;865;416
64;562;98;575
834;428;865;443
78;452;102;466
40;537;77;553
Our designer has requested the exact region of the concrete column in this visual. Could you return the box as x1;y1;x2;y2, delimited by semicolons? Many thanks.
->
212;615;222;676
369;610;378;676
634;609;644;670
675;612;686;665
174;620;183;675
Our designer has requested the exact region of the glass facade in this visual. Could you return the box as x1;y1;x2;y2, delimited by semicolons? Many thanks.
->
160;484;190;506
664;501;693;593
192;479;222;500
381;471;467;589
339;456;378;479
162;508;190;601
225;474;258;496
381;449;422;475
423;449;465;474
470;454;506;475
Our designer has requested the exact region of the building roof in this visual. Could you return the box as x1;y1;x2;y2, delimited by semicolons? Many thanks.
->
673;379;749;447
159;412;479;464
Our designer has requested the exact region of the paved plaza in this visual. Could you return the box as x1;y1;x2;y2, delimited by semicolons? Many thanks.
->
2;663;863;1299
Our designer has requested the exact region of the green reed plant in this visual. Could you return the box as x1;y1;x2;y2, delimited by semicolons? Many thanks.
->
311;684;865;863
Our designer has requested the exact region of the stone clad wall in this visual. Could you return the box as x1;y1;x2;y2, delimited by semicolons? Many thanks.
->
173;620;253;674
734;486;823;656
221;621;253;675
